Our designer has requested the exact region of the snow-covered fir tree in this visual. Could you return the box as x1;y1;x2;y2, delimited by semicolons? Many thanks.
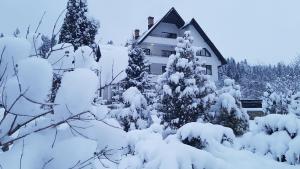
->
212;79;249;136
262;83;289;114
193;57;217;121
59;0;99;50
158;31;201;130
113;87;151;132
122;41;150;93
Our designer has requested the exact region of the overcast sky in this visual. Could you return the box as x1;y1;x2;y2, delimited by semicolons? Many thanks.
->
1;0;300;64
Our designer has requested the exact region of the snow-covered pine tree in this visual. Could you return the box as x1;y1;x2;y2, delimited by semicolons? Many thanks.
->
262;83;289;114
193;56;217;122
122;42;150;93
212;79;249;136
114;87;151;132
158;31;200;130
59;0;99;50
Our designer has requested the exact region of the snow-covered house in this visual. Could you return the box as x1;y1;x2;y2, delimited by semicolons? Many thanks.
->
135;7;227;81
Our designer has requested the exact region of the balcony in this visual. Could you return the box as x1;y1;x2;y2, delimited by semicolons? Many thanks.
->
144;35;177;46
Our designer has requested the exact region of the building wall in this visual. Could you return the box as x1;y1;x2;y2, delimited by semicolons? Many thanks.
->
140;22;222;81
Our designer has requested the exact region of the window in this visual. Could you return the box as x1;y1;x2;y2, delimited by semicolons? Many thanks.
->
162;65;167;73
161;50;176;57
205;65;212;75
143;48;151;55
196;48;211;57
161;32;177;39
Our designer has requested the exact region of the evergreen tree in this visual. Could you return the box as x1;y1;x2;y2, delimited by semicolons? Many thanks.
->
193;57;217;121
262;83;289;114
114;87;151;132
158;31;200;130
122;42;150;93
0;33;4;38
212;79;249;136
59;0;99;50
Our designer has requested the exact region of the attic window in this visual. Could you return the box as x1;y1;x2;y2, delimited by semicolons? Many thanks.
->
161;32;177;39
196;48;211;57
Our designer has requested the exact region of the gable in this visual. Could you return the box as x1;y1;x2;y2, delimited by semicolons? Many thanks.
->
137;7;184;44
181;19;227;65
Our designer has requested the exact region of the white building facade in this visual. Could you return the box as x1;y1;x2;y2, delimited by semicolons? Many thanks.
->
135;7;227;81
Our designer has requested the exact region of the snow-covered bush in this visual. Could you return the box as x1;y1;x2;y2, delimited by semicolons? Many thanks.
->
177;122;235;149
113;87;151;131
212;79;249;136
239;114;300;164
119;125;227;169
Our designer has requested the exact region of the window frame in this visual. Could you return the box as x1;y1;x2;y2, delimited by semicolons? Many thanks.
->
205;65;212;75
196;48;211;57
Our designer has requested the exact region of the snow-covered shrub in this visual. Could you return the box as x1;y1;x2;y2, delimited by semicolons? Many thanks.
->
212;79;249;136
113;87;151;131
262;83;289;114
177;122;235;149
239;114;300;164
119;126;227;169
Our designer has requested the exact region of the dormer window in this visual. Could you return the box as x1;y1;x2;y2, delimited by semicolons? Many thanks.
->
196;48;211;57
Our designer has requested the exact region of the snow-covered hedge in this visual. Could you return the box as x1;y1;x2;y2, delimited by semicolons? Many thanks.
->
239;114;300;164
119;125;228;169
177;122;235;149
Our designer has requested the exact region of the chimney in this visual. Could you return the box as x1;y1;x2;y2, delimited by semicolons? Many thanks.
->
148;16;154;29
134;29;140;40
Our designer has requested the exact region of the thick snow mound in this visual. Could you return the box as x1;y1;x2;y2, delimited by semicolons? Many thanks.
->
239;114;300;164
177;122;235;149
74;46;97;69
53;68;98;122
0;37;31;79
47;43;75;74
123;87;147;110
121;127;228;169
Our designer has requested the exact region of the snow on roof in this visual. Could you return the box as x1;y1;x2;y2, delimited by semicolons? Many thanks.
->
98;44;128;86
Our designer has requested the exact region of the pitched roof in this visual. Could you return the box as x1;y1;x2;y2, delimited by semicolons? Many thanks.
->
137;7;227;65
182;18;227;64
137;7;184;44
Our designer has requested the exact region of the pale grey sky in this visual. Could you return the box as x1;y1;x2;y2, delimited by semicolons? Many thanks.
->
1;0;300;64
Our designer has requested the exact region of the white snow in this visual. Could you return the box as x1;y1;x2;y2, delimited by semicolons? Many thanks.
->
53;68;98;122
